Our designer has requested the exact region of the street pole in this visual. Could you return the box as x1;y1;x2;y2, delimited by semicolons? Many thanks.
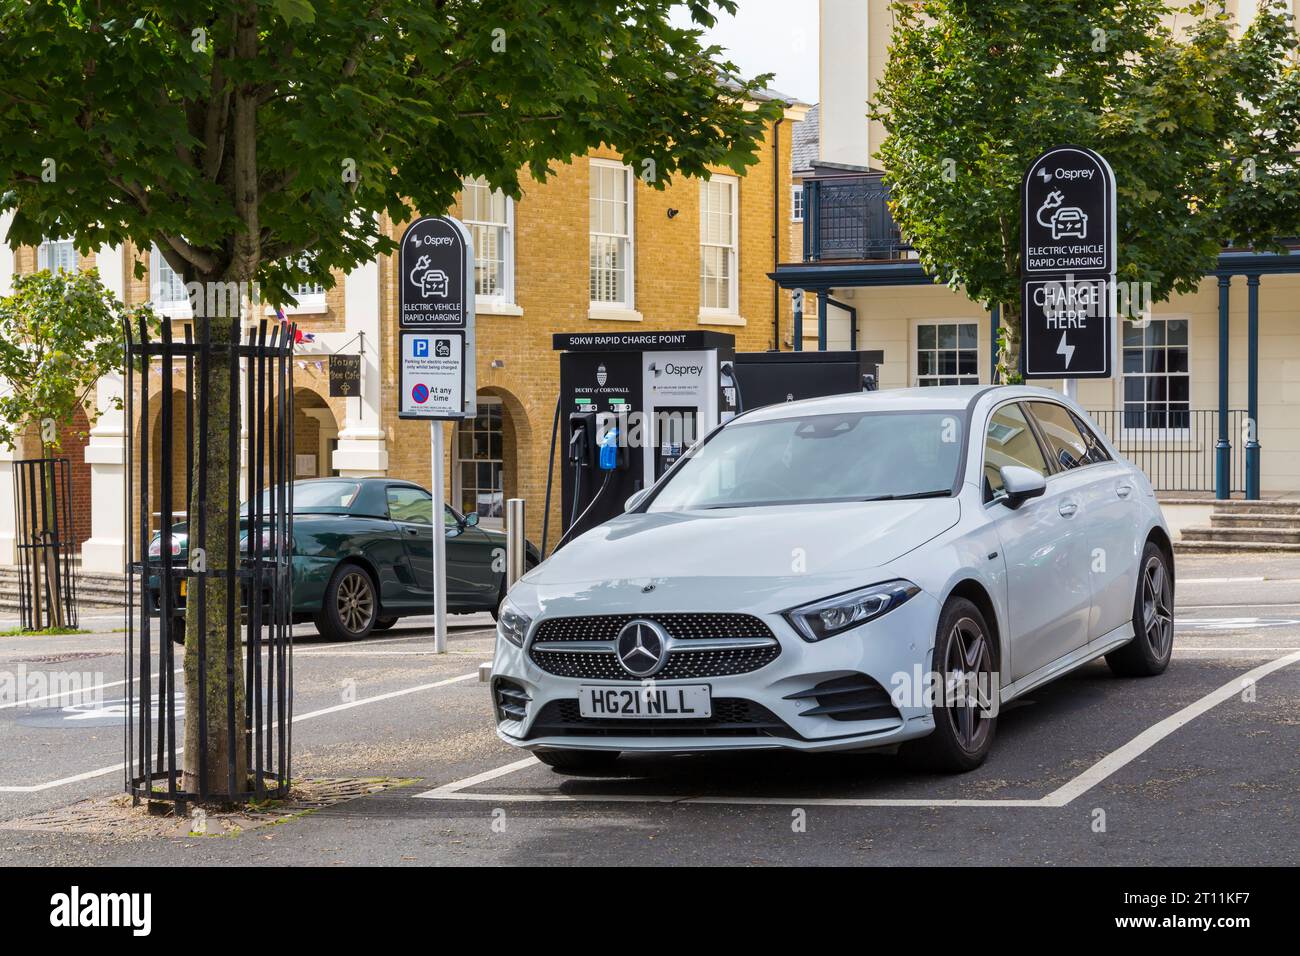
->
1062;378;1077;402
431;421;448;654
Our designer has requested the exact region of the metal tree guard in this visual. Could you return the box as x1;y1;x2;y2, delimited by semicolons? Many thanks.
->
12;457;78;631
125;317;296;807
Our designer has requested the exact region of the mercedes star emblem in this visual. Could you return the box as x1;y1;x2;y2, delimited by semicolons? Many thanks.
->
615;619;669;677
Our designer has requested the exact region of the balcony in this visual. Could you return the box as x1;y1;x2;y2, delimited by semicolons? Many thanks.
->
802;172;911;262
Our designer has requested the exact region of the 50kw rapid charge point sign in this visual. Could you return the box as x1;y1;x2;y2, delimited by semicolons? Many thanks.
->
399;331;464;419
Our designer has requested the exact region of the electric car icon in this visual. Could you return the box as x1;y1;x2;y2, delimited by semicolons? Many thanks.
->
1036;190;1088;240
491;385;1174;773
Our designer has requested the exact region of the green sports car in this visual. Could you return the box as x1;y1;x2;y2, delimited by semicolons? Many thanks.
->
149;477;538;641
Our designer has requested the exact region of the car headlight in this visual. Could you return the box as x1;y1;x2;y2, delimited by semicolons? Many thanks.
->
497;598;532;647
783;580;921;643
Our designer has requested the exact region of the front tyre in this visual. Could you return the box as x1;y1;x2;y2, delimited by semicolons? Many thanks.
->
534;749;620;773
1105;541;1174;677
905;596;998;773
314;565;378;642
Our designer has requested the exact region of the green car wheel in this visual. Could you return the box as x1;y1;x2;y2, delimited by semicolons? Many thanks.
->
315;565;378;641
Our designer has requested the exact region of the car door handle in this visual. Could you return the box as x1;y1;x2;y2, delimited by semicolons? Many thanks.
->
1116;483;1133;499
403;526;420;536
1059;501;1079;518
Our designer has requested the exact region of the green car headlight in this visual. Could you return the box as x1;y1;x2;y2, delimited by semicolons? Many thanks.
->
783;580;921;643
497;598;532;648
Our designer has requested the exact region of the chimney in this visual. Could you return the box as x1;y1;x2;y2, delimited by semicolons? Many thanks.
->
818;0;871;168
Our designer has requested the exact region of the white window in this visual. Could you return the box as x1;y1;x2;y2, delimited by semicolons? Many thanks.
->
700;176;738;314
270;251;327;316
37;237;77;274
916;321;979;386
589;160;634;309
150;244;190;315
792;183;804;223
461;176;514;303
455;398;504;528
1122;317;1190;430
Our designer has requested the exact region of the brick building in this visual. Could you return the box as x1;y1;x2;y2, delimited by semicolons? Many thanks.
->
0;91;809;569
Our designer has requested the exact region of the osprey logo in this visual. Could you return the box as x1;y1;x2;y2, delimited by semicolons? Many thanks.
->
596;363;607;387
615;619;669;677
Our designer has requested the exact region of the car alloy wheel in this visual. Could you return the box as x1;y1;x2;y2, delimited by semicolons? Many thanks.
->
942;615;995;755
336;570;375;635
1140;555;1173;660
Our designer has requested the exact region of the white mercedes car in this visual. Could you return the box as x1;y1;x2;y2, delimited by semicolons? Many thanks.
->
491;385;1174;773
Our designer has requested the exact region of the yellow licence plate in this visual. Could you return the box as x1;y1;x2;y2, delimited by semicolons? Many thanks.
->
179;579;187;597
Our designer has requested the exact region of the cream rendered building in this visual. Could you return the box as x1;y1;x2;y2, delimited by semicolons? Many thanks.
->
777;1;1300;523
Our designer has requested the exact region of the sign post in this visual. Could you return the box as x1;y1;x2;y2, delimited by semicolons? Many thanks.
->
398;215;476;653
1020;145;1118;388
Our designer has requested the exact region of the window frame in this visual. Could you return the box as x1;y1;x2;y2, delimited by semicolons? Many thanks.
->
1119;315;1191;439
461;175;515;306
37;237;78;274
150;243;194;318
791;183;804;223
275;251;327;316
588;158;636;311
699;174;739;317
912;319;981;387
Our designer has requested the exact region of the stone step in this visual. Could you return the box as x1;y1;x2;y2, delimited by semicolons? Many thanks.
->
1210;513;1300;528
1175;540;1300;553
1182;526;1300;544
1213;500;1300;514
0;566;127;610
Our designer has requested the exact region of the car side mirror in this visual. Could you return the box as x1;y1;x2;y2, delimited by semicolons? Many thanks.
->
999;465;1047;508
624;488;649;512
464;512;479;528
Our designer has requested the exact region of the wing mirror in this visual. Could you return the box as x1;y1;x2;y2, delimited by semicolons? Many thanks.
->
999;465;1046;508
624;488;650;512
463;512;479;527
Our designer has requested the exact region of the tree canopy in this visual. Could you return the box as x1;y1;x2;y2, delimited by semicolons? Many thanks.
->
870;0;1300;377
0;0;783;298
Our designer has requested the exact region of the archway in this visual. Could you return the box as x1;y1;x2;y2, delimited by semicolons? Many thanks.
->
453;387;530;529
291;387;340;480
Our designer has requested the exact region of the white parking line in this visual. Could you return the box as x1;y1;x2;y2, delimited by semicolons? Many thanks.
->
0;669;184;712
416;650;1300;809
0;670;478;794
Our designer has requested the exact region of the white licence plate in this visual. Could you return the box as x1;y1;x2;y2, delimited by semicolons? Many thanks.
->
577;684;712;719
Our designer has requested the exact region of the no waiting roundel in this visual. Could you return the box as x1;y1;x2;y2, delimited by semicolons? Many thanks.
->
1021;145;1116;278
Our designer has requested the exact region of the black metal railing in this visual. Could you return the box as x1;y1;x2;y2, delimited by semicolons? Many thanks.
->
803;173;911;261
125;317;295;808
12;457;78;631
1085;408;1247;495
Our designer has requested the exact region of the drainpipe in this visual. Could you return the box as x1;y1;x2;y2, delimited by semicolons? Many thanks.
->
772;115;784;351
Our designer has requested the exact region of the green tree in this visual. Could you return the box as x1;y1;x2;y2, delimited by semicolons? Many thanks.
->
0;268;153;628
0;0;782;797
870;0;1300;381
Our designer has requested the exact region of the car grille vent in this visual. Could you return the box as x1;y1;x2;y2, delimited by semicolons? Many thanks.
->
529;613;780;681
784;674;901;723
493;678;531;723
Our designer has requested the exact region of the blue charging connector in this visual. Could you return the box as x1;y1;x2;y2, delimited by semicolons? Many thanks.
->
598;427;620;471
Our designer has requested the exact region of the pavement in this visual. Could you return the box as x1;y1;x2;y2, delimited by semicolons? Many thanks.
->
0;553;1297;866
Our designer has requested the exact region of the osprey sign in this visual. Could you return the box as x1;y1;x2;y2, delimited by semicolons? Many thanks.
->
399;215;471;330
1021;145;1116;277
1020;145;1118;380
397;214;476;417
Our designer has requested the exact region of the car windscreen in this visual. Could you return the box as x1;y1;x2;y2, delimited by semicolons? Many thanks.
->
241;480;362;515
646;409;966;511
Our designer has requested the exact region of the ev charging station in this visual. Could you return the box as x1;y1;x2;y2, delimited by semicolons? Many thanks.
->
552;330;738;542
548;331;883;547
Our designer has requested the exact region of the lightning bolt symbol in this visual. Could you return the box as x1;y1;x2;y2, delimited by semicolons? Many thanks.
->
1056;331;1075;369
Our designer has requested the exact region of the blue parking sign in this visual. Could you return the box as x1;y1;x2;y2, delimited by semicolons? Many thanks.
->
413;338;429;358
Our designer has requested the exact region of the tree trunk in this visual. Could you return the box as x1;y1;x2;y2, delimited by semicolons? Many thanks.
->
996;304;1023;385
181;298;249;798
